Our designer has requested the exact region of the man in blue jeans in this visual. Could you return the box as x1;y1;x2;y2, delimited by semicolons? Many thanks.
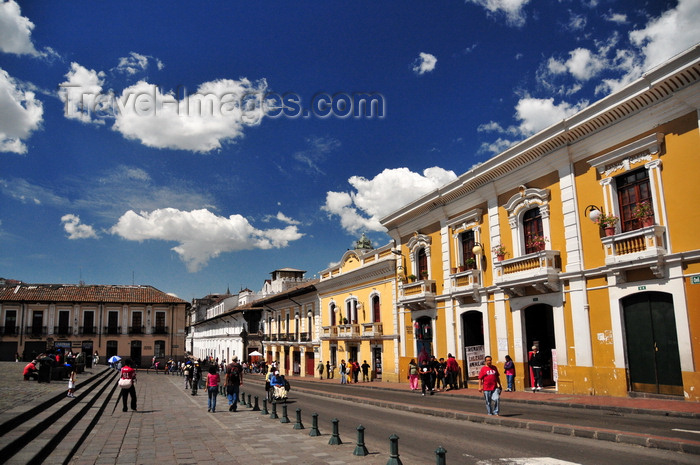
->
225;356;243;412
478;355;502;416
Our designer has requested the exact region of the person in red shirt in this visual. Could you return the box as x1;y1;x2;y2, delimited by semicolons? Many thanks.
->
23;360;39;380
120;359;137;412
445;353;460;390
478;356;502;416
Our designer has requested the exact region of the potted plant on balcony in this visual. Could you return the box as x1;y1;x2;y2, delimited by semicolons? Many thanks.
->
526;235;548;252
492;244;507;261
465;257;477;269
407;274;417;283
420;270;429;280
595;213;619;236
632;201;654;227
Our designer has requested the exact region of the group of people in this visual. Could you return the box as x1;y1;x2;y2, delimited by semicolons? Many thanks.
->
407;353;461;395
22;349;82;384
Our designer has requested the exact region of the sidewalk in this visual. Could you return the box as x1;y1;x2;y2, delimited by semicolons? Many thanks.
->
291;373;700;418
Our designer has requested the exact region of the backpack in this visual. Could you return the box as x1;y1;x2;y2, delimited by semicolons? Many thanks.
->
226;364;240;386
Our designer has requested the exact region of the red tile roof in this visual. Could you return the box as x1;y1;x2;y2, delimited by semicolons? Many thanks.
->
0;284;187;304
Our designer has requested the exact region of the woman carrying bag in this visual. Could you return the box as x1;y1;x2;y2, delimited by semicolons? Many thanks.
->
119;359;137;412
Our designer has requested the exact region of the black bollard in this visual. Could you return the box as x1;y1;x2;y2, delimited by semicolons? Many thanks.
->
353;425;369;456
328;418;342;445
253;395;260;411
435;446;447;465
386;434;403;465
280;404;290;423
309;412;321;437
293;408;304;430
261;399;269;415
240;392;246;406
270;401;279;419
247;394;252;408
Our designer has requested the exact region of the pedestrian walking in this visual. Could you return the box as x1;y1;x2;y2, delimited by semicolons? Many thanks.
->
67;366;76;398
184;363;193;389
119;359;137;412
206;365;220;412
407;359;419;391
529;346;543;391
225;356;243;411
478;355;502;415
419;359;434;396
361;360;370;382
191;361;202;396
326;361;333;379
339;360;348;384
317;360;324;379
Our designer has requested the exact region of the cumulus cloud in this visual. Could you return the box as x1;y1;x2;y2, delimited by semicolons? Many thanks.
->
515;97;587;135
604;12;627;24
61;214;98;239
0;68;44;154
115;52;164;75
111;208;303;272
267;212;301;225
0;0;40;56
322;167;458;233
112;78;269;152
58;63;106;124
412;53;437;75
478;137;516;156
465;0;530;27
629;0;700;72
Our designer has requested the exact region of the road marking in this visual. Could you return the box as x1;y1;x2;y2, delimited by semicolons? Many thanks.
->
672;428;700;435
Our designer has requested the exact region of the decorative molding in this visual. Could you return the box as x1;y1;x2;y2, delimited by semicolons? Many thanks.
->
588;132;664;176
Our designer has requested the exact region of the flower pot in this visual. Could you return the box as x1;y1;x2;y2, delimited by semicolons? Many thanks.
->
458;265;466;272
605;226;616;236
450;267;457;274
497;254;505;262
642;217;654;227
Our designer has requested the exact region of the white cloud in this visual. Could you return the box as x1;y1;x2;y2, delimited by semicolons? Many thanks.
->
58;63;106;125
0;0;40;56
0;177;66;205
567;12;587;32
110;208;303;272
115;52;164;75
604;12;627;24
0;68;43;154
61;214;98;239
629;0;700;72
322;167;458;233
465;0;530;27
546;48;606;82
412;53;437;75
292;136;341;174
514;97;587;136
274;212;300;225
478;137;516;155
112;78;269;152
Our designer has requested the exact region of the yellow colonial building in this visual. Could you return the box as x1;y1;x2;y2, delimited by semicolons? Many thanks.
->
317;235;401;382
381;45;700;401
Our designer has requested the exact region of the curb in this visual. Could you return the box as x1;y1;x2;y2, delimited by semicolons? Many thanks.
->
288;383;700;455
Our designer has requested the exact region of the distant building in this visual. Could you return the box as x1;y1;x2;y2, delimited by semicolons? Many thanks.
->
0;282;188;366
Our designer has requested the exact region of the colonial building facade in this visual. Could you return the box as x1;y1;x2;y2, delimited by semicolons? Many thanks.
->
381;45;700;400
316;236;400;382
0;282;188;366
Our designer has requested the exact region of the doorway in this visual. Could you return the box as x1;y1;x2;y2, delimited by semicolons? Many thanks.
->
524;304;556;387
415;316;433;362
130;340;142;367
372;347;382;380
623;292;682;396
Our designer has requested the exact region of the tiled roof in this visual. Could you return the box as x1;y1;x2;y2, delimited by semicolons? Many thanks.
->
0;284;187;304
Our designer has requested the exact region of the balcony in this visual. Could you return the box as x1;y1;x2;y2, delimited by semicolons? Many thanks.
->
25;326;48;337
449;269;482;303
128;326;145;335
152;326;169;335
53;326;72;336
361;322;383;337
321;326;338;339
494;250;561;297
399;279;437;310
601;225;667;280
0;326;18;336
300;332;310;342
337;324;361;339
79;326;97;335
103;326;121;335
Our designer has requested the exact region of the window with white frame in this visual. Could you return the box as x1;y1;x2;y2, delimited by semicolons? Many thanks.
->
504;186;551;257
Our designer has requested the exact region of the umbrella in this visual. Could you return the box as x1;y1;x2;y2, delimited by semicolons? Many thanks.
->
248;351;263;357
108;355;121;364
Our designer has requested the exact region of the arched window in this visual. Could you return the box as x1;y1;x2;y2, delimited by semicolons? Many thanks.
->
523;208;544;254
460;230;476;268
330;303;336;326
372;295;380;323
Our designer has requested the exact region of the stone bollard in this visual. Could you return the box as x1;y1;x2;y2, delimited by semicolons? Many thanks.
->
293;408;304;429
246;394;252;408
253;395;260;411
353;425;369;456
328;418;342;445
261;399;269;415
270;401;279;419
435;446;447;465
280;404;290;423
240;392;246;405
386;434;403;465
309;412;321;437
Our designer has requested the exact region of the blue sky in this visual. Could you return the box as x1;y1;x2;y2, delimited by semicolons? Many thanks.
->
1;0;699;300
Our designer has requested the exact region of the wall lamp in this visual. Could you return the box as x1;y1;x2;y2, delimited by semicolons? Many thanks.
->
584;205;604;223
472;242;484;255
